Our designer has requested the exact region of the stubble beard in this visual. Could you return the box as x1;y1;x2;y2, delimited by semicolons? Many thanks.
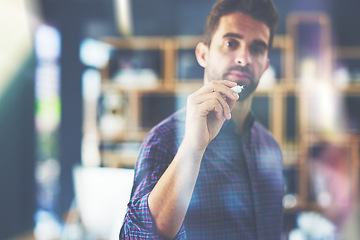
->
206;66;259;101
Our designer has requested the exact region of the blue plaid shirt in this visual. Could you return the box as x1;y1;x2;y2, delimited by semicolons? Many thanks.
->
120;109;284;239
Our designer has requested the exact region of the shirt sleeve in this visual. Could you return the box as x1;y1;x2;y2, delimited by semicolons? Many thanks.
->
119;125;186;240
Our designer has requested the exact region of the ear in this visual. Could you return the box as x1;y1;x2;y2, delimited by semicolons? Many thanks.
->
195;42;209;68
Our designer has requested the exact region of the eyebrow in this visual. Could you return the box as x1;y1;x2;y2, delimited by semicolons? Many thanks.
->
252;40;268;50
223;32;268;49
223;32;244;39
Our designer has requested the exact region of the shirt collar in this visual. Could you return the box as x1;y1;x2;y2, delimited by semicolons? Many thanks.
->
222;110;255;135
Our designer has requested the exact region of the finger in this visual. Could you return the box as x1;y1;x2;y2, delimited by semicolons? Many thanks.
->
207;81;239;101
195;94;231;120
194;80;237;99
207;86;238;113
189;85;234;119
198;98;227;120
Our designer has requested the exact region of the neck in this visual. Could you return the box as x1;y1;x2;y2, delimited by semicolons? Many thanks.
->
232;95;253;135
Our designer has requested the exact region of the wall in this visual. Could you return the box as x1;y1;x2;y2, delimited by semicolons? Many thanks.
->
0;1;36;238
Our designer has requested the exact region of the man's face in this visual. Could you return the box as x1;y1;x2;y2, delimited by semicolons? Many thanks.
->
198;12;270;101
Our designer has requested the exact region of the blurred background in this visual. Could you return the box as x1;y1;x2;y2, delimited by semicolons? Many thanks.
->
1;0;360;239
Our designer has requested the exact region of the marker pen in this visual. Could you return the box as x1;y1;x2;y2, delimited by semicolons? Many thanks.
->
231;85;246;94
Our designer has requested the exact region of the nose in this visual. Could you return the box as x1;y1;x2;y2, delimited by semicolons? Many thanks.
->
235;49;251;66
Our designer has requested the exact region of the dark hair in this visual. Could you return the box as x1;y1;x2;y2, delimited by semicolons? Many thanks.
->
203;0;279;49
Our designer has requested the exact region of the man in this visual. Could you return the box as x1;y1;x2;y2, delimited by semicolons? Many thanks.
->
120;0;284;239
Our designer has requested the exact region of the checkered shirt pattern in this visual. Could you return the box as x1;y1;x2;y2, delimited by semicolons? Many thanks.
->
120;109;284;240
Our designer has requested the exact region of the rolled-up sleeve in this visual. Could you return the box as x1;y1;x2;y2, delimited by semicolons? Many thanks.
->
120;192;186;239
119;122;186;240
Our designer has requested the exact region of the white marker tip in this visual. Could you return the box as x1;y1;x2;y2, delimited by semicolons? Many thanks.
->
231;85;246;94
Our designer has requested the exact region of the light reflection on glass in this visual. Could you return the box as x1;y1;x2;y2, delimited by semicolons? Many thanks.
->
34;24;62;240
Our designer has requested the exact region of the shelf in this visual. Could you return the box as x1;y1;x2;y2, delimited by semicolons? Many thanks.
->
101;36;167;49
82;32;360;218
100;131;149;142
339;83;360;94
100;149;139;168
101;81;169;93
333;47;360;59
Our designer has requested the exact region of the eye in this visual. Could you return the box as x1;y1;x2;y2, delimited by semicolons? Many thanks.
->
250;45;266;56
225;39;239;50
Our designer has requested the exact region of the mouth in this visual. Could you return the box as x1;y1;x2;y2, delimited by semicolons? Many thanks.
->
225;71;252;84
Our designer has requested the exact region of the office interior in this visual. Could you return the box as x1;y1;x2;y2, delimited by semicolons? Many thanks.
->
1;0;360;239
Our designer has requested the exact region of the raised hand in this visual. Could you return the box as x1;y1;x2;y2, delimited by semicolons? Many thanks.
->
183;80;239;152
